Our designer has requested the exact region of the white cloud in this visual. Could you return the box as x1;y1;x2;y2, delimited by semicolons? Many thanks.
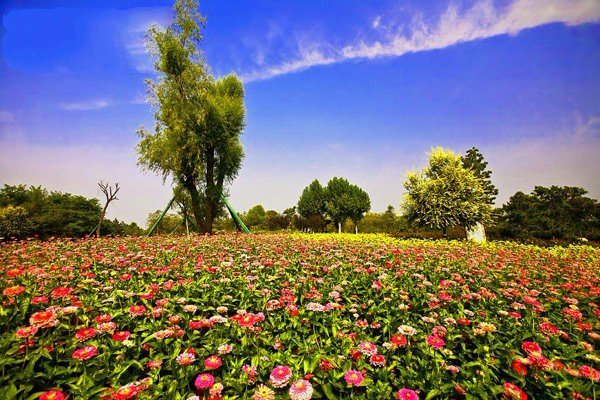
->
372;15;382;29
241;0;600;82
59;100;111;111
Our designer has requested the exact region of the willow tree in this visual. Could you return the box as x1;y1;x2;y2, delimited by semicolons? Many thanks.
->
402;147;491;236
136;0;245;233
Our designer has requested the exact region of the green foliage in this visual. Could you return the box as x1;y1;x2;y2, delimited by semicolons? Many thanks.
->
358;206;404;233
244;205;266;228
494;186;600;240
0;205;33;239
462;147;498;205
402;147;492;233
263;210;290;231
297;180;328;232
136;0;245;233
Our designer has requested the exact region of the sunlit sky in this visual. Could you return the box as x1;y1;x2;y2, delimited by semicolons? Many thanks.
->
1;0;599;225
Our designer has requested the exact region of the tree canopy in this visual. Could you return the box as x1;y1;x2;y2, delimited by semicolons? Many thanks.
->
402;147;492;234
462;147;498;205
136;0;245;233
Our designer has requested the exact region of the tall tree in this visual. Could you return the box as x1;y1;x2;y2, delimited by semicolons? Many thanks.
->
136;0;245;233
462;147;498;205
402;147;491;235
297;180;328;232
324;177;356;233
347;185;371;233
96;181;119;238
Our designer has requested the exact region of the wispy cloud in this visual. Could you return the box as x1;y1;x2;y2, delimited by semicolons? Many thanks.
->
240;0;600;82
121;7;172;73
59;100;111;111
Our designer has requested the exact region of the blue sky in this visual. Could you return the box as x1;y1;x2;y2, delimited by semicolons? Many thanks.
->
1;0;599;225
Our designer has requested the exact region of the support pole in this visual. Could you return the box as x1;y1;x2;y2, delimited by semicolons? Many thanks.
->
146;187;182;237
221;194;250;233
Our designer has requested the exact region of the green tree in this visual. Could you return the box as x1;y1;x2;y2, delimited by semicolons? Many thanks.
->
245;205;266;228
402;147;491;235
347;185;371;233
462;147;498;205
136;0;245;234
324;177;353;233
297;180;328;232
381;205;398;232
0;205;33;240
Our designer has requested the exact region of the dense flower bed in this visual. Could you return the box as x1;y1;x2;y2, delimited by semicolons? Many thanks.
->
0;233;599;399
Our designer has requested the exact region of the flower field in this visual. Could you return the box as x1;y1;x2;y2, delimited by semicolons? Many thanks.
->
1;234;599;400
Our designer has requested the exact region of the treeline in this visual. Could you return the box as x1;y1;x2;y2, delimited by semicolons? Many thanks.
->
210;185;599;242
0;185;142;240
209;147;600;243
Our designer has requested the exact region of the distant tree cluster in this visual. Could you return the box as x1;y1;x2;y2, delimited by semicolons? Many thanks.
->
493;186;600;241
0;185;142;240
298;178;371;233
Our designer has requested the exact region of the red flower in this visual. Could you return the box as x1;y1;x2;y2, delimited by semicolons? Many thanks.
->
39;389;67;400
112;331;131;341
128;305;146;317
205;355;222;370
75;327;97;342
369;354;386;367
72;345;98;361
30;310;59;329
503;382;527;400
16;326;38;338
391;334;407;347
3;285;26;297
511;359;528;376
51;287;73;299
521;342;542;357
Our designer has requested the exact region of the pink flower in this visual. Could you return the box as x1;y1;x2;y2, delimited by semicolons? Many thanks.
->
396;388;419;400
358;341;377;356
194;373;215;390
426;335;445;349
344;370;364;386
269;365;293;388
176;352;196;366
289;379;314;400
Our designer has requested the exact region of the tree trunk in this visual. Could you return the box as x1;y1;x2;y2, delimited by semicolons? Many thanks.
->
96;204;108;238
203;147;216;234
338;222;342;233
184;180;204;230
355;224;358;234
